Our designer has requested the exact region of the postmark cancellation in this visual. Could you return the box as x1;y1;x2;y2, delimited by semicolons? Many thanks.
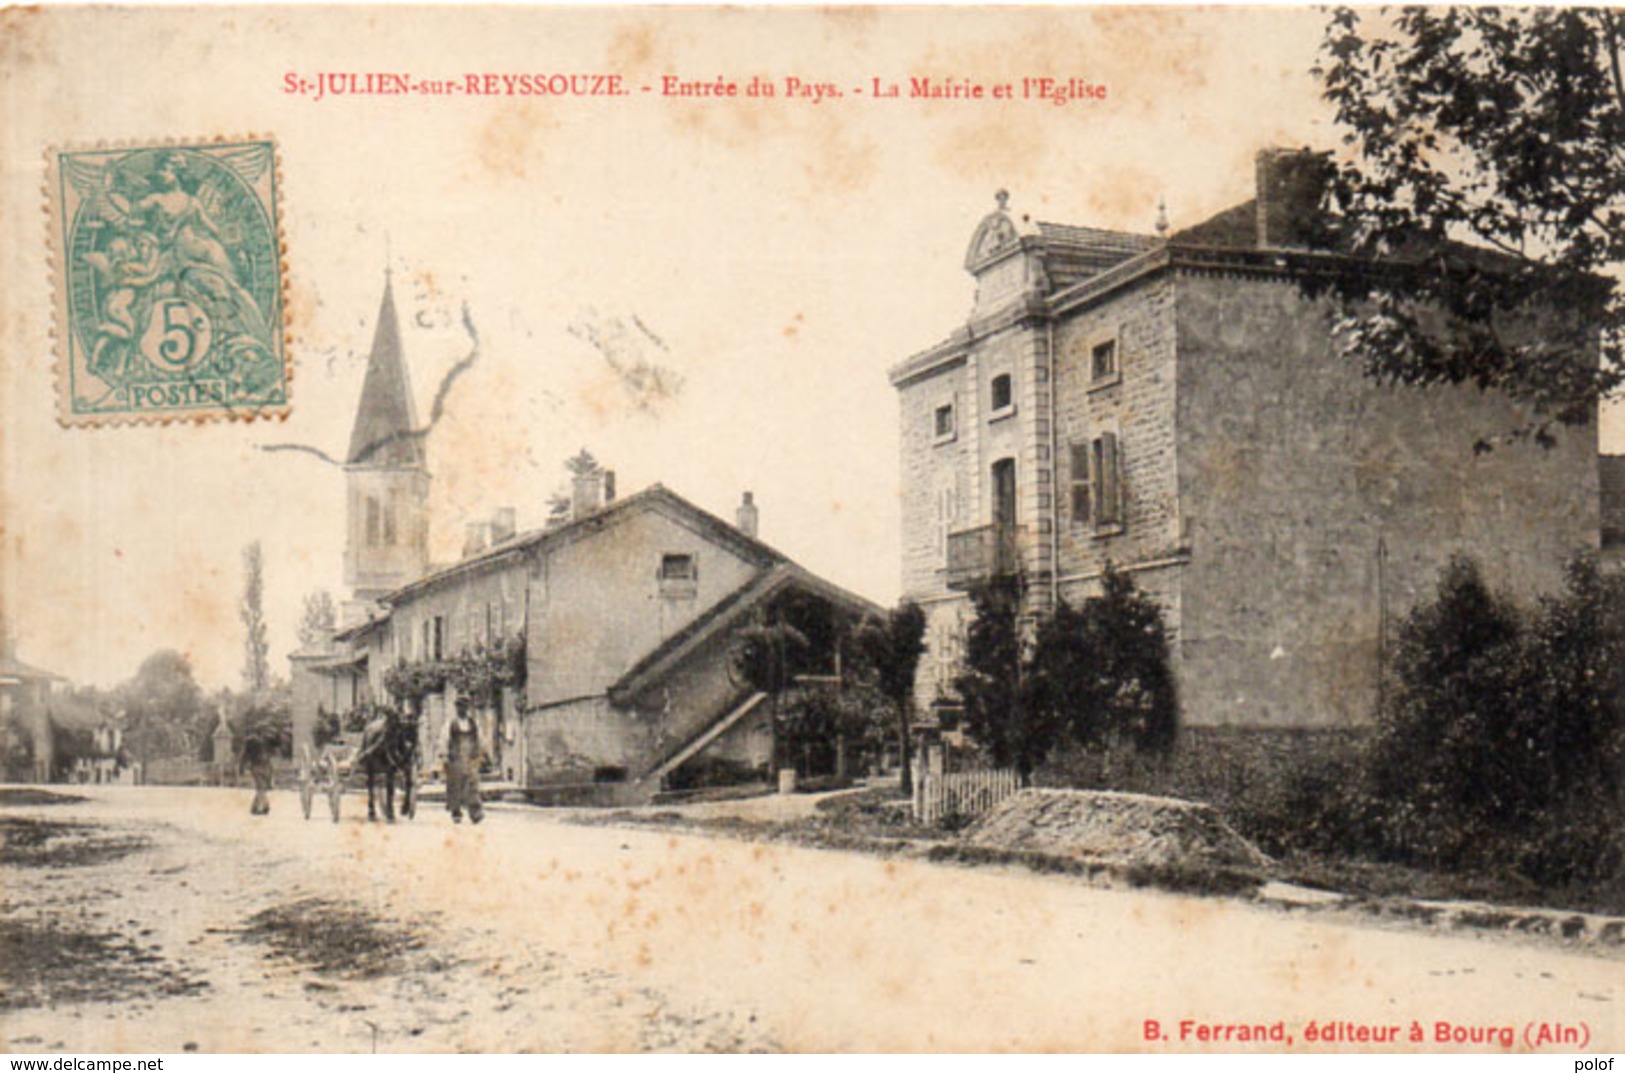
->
47;138;290;426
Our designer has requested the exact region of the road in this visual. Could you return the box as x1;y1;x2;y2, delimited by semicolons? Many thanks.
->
1;785;1619;1053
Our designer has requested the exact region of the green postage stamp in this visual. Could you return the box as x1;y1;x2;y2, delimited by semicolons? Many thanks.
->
48;139;289;426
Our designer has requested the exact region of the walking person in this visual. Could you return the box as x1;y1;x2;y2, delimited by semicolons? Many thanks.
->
239;733;274;816
441;697;485;824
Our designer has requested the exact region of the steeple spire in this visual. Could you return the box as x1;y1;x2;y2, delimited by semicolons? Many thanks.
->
346;274;424;468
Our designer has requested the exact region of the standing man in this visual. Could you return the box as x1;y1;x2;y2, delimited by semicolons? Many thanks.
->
441;697;485;825
239;732;274;816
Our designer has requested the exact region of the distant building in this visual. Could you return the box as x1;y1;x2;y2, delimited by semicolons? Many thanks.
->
291;275;878;802
0;641;119;783
0;648;67;781
891;150;1601;732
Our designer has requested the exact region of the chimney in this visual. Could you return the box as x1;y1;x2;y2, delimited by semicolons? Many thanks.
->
1255;147;1334;250
463;521;491;558
571;470;605;519
603;470;617;504
736;491;759;538
490;507;516;544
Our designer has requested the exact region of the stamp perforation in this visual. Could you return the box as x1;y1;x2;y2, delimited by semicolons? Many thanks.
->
45;134;293;429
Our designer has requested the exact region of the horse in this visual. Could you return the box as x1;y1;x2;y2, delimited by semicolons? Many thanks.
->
355;705;419;823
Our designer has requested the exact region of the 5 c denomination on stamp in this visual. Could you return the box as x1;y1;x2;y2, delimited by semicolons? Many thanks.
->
47;138;289;427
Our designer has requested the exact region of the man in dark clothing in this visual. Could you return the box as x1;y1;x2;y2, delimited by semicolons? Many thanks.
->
441;698;485;824
239;735;275;815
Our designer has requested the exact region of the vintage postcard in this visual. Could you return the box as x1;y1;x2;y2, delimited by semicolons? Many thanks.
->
2;4;1623;1056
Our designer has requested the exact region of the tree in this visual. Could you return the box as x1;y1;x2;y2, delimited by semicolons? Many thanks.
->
853;601;927;793
1030;567;1179;758
297;590;337;647
118;650;208;762
1373;555;1625;883
234;694;293;760
1314;8;1624;445
954;581;1058;782
241;541;270;693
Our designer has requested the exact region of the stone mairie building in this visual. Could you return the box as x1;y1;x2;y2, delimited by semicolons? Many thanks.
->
891;149;1601;733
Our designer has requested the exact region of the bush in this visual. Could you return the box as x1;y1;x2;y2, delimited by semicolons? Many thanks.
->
959;568;1180;781
1031;567;1178;756
1373;556;1625;885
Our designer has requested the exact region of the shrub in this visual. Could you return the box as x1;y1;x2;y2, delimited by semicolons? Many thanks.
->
955;580;1061;780
1373;555;1625;885
1031;566;1179;757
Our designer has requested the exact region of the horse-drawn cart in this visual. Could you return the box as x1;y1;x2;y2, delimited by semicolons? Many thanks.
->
297;716;418;822
297;735;357;822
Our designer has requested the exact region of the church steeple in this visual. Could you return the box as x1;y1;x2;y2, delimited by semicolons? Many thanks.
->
343;272;431;611
347;273;425;469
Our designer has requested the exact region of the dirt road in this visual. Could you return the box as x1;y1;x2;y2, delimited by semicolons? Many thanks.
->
2;786;1619;1053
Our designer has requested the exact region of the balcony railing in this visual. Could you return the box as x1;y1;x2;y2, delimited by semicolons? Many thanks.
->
945;524;1024;590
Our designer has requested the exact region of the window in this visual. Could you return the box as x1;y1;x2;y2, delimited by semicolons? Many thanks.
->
659;554;698;599
383;492;398;545
1069;442;1091;525
1070;433;1124;531
989;373;1014;416
933;403;955;443
1091;339;1119;384
935;486;958;564
660;553;697;581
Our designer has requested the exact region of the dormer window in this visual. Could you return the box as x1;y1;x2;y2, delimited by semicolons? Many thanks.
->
989;373;1014;420
933;402;956;444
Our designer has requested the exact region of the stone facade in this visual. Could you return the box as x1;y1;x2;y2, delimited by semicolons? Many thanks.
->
892;152;1601;731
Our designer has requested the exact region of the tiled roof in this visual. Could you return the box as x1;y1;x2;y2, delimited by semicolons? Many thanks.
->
608;562;882;706
381;484;786;607
1173;199;1260;248
0;654;64;682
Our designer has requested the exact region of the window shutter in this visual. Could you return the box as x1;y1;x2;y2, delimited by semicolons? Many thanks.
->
1069;442;1091;525
1100;433;1121;526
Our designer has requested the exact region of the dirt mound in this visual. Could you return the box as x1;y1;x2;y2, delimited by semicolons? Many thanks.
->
964;789;1272;876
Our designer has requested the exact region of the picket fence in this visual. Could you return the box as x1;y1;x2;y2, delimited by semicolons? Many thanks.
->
912;767;1020;825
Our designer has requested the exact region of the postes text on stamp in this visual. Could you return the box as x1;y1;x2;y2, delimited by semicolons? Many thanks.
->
48;139;289;426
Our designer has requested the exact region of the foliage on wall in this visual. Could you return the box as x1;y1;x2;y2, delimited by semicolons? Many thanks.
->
383;633;527;711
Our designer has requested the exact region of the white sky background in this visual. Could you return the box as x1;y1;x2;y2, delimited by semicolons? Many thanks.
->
3;6;1620;690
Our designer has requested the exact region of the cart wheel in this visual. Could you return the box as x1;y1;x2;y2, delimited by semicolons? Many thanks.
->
327;772;342;823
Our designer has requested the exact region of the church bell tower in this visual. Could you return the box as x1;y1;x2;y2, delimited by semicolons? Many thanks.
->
342;272;430;622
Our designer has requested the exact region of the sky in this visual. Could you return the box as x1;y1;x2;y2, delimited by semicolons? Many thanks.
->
3;6;1618;690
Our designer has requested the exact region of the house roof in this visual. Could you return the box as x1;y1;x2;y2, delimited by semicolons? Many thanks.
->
346;275;426;469
608;561;883;707
1033;221;1158;291
381;484;788;608
0;654;65;683
1172;199;1260;249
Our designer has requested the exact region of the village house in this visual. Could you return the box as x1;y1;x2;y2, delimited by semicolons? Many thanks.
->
290;276;879;803
890;149;1602;739
0;630;122;783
